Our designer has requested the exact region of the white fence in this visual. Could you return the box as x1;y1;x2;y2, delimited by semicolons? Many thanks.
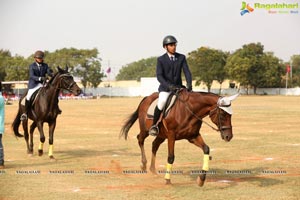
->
83;87;300;97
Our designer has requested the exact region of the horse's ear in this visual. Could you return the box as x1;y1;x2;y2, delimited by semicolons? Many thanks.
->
219;93;240;106
65;65;69;72
57;66;63;72
227;93;240;102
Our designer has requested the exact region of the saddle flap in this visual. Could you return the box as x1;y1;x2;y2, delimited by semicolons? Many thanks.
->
146;94;177;119
21;89;41;106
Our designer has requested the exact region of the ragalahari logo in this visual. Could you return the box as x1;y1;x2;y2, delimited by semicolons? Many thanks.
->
240;2;254;15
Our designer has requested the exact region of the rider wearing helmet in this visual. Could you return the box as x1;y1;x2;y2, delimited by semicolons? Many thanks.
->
20;50;55;121
149;35;193;136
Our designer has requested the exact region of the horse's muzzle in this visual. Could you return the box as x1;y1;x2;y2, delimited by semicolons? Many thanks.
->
221;131;233;142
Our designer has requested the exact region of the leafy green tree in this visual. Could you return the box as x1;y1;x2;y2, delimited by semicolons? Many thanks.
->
290;55;300;86
260;52;285;88
116;57;157;81
226;43;285;94
5;55;31;81
188;47;228;93
0;49;12;80
46;48;104;91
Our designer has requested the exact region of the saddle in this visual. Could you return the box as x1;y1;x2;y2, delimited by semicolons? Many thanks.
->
21;89;42;107
146;91;179;119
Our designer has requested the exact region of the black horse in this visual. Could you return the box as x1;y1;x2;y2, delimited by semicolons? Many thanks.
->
12;66;81;159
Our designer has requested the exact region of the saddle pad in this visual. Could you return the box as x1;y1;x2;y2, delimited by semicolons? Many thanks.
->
147;95;177;118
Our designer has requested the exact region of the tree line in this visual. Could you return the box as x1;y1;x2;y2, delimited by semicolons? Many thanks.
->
116;42;300;94
0;48;105;92
1;43;300;95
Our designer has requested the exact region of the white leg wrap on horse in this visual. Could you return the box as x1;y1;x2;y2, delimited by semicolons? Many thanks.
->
202;154;209;171
38;142;44;150
48;145;53;156
164;163;173;180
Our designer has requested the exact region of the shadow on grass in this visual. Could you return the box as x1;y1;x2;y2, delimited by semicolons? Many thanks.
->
56;147;140;160
188;167;284;189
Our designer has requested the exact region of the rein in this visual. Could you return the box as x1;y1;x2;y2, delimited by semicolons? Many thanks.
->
175;90;232;134
175;92;220;132
51;73;75;92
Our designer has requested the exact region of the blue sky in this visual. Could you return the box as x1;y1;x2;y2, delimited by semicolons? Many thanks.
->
0;0;299;77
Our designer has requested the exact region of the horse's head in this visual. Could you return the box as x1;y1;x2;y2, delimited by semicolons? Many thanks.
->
209;93;239;142
53;66;82;96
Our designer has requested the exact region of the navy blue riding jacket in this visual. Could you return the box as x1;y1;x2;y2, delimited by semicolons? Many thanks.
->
156;53;192;92
28;62;53;89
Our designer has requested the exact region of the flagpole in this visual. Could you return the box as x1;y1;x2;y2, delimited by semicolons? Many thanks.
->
108;60;111;98
285;71;288;96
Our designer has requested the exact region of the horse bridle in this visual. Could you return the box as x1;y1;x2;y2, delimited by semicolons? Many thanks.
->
209;103;232;134
177;93;232;134
56;73;77;92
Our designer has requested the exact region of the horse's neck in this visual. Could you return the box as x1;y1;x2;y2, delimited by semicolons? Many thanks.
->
44;79;60;106
189;93;219;117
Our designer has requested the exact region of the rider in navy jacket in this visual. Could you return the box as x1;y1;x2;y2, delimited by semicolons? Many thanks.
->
157;52;192;92
149;35;193;136
20;51;54;121
28;62;53;89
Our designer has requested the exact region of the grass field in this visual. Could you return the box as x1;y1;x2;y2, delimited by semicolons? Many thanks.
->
0;95;300;200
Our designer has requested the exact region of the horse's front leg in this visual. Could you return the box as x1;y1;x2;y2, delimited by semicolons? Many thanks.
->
150;136;165;174
48;121;56;160
189;134;210;187
164;135;175;185
36;121;45;156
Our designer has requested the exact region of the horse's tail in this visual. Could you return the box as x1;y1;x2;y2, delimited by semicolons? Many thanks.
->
12;106;24;138
120;97;147;140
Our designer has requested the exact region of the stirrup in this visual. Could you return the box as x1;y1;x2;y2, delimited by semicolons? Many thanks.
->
149;125;159;136
20;113;28;121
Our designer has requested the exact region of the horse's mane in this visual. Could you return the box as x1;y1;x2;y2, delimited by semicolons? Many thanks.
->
196;91;221;98
48;72;59;85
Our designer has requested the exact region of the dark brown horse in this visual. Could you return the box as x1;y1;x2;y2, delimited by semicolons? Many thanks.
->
120;89;239;186
12;66;81;159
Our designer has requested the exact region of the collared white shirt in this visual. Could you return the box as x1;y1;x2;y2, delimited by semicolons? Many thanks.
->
167;53;176;61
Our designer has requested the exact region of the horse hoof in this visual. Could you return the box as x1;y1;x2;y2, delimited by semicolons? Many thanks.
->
38;150;43;156
209;156;212;160
165;179;172;185
149;167;157;175
140;164;147;171
49;156;56;160
197;175;205;187
28;153;34;157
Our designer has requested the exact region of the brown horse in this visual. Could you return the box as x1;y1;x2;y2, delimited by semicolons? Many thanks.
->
12;66;81;159
120;89;239;186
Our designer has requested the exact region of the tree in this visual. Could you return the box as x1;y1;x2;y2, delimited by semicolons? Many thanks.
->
5;56;31;81
226;43;285;94
116;57;157;81
188;47;228;93
45;48;104;92
0;49;12;81
290;55;300;87
260;52;285;88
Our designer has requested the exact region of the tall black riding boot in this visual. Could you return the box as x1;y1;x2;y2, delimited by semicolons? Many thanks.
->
20;100;30;121
149;106;162;136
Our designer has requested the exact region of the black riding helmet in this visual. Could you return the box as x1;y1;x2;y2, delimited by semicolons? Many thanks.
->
34;50;45;59
162;35;177;47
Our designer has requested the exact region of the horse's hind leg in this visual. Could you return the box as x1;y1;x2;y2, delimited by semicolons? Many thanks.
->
150;137;165;174
29;122;37;155
188;134;210;187
137;132;149;171
22;120;31;155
